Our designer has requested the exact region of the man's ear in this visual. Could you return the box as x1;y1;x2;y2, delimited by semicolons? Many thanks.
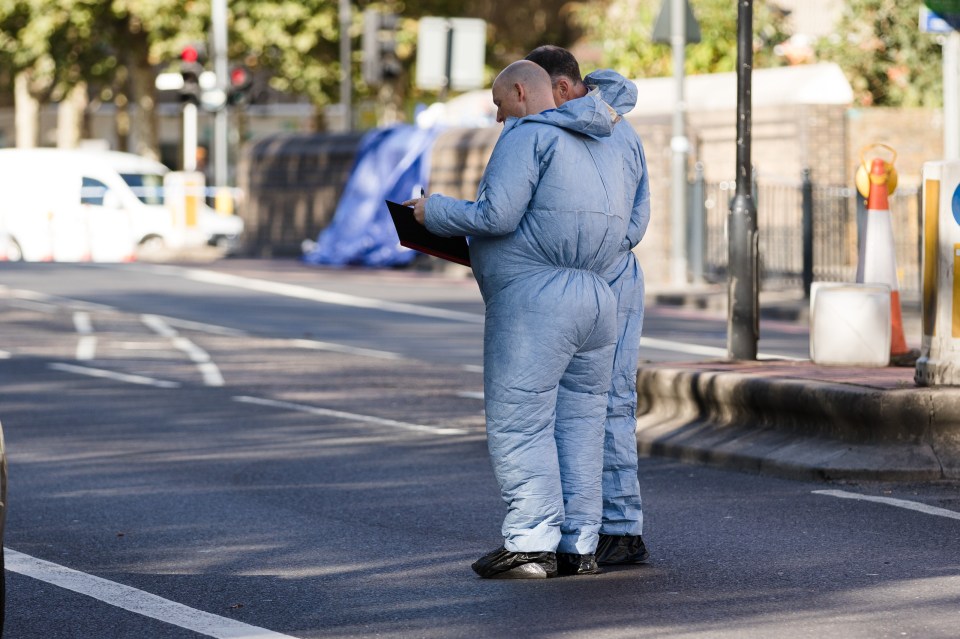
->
514;82;525;103
556;78;571;101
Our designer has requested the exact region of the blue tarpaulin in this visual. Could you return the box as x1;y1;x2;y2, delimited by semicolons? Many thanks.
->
303;124;442;267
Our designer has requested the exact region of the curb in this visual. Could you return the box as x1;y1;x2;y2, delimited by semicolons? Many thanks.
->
634;366;960;481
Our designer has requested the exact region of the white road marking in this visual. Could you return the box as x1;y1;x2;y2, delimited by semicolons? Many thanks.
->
461;364;484;373
73;311;97;360
5;548;301;639
813;489;960;521
640;336;803;361
456;391;484;400
233;395;469;436
73;311;93;335
0;351;9;359
49;363;180;389
142;314;224;387
290;338;405;361
145;265;485;324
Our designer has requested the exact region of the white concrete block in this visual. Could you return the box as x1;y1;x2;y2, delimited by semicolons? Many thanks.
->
810;283;891;367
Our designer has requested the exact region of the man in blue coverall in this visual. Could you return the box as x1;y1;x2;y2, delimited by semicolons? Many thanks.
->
526;45;651;566
404;60;629;578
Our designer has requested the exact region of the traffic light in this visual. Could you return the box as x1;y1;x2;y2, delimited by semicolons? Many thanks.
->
179;44;206;105
227;66;253;105
362;10;401;86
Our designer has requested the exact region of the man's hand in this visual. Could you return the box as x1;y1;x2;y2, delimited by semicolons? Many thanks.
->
400;197;427;225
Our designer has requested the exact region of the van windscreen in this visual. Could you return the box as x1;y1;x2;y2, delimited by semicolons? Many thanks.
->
121;173;164;205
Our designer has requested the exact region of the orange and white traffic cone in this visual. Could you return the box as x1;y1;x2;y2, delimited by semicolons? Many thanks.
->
857;157;911;362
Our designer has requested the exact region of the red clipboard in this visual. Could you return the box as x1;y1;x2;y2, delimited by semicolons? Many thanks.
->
386;200;471;267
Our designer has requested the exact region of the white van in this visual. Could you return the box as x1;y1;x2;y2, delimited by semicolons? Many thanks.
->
0;149;244;262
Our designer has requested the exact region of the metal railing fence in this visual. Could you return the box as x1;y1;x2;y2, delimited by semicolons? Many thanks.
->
697;171;921;298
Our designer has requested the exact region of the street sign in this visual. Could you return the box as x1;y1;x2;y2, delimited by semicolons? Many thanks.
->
652;0;701;45
926;1;960;29
415;17;486;92
921;6;955;33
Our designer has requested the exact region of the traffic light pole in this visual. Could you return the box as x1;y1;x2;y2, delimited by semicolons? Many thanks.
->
339;0;352;130
212;0;229;185
183;103;198;172
727;0;759;360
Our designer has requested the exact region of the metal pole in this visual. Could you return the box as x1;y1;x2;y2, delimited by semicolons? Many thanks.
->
944;31;960;160
801;168;814;299
670;0;688;285
183;103;198;172
339;0;352;130
440;20;454;102
690;162;705;284
727;0;758;360
212;0;228;186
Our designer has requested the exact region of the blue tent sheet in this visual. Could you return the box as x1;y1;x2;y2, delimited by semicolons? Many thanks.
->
303;125;442;267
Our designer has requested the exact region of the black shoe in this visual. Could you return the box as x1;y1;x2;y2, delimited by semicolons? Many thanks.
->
595;534;649;565
557;552;602;575
471;546;558;579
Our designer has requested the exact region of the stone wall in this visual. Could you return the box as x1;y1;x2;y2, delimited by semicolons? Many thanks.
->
235;106;942;286
237;131;365;257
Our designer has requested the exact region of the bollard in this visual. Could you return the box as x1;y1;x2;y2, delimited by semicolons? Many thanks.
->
916;161;960;385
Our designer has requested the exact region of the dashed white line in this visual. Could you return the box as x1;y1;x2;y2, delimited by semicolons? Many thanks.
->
48;363;180;389
142;314;224;387
456;391;484;400
233;395;469;436
813;489;960;521
0;350;10;359
73;311;97;361
5;548;300;639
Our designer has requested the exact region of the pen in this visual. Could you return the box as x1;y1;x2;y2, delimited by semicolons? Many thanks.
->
420;188;425;198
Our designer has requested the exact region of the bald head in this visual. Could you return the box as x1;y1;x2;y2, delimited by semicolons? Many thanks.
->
491;60;557;123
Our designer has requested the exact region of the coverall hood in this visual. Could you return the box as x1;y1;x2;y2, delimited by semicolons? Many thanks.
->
584;69;638;118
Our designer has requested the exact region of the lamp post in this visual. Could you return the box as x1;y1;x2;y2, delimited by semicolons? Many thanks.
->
727;0;759;360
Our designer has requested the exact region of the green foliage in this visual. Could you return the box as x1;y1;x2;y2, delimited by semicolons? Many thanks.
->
565;0;792;79
815;0;943;107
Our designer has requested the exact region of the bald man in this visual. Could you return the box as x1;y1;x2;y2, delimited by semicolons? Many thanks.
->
404;61;629;578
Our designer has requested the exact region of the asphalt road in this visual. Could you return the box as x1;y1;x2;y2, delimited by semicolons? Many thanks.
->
0;260;957;638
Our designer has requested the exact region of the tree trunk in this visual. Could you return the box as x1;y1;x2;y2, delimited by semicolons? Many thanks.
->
57;82;89;148
14;71;40;148
127;40;160;161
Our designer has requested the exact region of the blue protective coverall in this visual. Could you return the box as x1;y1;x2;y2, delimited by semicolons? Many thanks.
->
424;93;629;555
584;70;650;537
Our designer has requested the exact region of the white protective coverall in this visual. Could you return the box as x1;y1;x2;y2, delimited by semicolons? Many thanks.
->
583;70;650;538
424;92;629;555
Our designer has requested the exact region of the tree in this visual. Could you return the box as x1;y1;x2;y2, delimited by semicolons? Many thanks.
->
815;0;943;107
564;0;792;79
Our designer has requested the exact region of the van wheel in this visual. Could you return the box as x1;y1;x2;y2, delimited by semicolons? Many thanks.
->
136;236;167;261
3;238;22;262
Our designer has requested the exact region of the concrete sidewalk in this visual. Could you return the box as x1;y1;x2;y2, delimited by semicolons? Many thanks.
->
637;288;960;482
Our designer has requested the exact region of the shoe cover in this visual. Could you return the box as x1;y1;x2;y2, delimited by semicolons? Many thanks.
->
471;547;558;579
557;553;602;575
595;534;649;565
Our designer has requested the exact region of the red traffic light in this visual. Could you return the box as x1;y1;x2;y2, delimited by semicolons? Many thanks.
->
229;67;249;87
181;45;200;63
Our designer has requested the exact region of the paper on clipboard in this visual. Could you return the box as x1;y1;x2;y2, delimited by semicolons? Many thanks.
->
386;200;471;267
